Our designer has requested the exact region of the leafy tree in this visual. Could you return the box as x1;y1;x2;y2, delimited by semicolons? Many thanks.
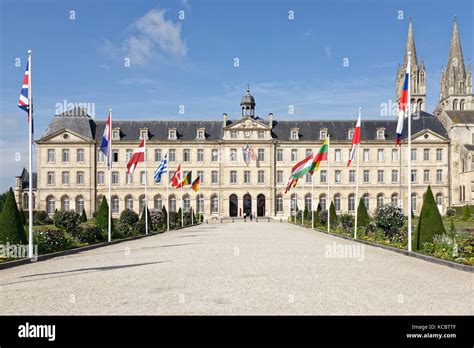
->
356;197;370;227
80;209;88;222
53;210;81;233
414;186;446;251
329;201;337;227
462;204;471;221
95;197;113;233
374;203;404;236
120;209;139;226
0;188;27;244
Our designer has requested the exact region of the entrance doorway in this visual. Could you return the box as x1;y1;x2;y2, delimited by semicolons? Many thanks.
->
257;194;265;217
229;194;238;217
243;194;252;216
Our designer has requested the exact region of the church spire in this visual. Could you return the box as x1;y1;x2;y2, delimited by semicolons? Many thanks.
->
446;16;465;75
404;17;418;67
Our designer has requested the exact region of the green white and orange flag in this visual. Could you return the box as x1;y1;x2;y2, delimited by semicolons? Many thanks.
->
290;138;329;180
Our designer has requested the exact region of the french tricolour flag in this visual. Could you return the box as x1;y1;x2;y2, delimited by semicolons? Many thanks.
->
396;61;410;145
100;112;112;167
127;139;145;174
347;112;361;167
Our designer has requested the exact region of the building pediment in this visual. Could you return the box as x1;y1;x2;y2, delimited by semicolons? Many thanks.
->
37;128;94;144
411;129;449;143
225;117;270;131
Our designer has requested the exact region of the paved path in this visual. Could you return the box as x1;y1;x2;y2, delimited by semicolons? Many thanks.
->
0;222;472;315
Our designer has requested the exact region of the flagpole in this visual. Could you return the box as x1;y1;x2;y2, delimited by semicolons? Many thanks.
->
167;169;170;231
181;177;184;227
27;50;33;258
301;180;304;226
144;137;148;234
311;170;314;229
327;134;330;233
354;107;361;239
407;51;412;252
108;109;112;242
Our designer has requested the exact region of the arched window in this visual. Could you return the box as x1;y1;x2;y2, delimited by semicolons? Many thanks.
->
411;194;417;211
169;195;177;212
46;195;55;214
112;196;120;214
376;194;384;209
290;193;298;212
363;194;370;210
96;195;104;211
436;193;443;206
197;194;204;213
348;194;355;212
210;195;218;213
460;100;465;110
76;196;85;214
154;195;162;210
453;99;458;110
334;194;341;211
391;193;398;206
305;194;312;211
23;193;28;210
125;195;134;211
139;195;146;214
276;195;284;212
183;194;191;212
319;194;326;211
61;195;70;211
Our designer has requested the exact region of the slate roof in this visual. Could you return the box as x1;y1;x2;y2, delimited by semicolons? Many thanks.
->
444;110;474;124
18;168;37;190
464;144;474;151
40;109;448;142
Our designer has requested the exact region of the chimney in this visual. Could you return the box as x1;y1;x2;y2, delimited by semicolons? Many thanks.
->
268;113;273;129
223;113;227;128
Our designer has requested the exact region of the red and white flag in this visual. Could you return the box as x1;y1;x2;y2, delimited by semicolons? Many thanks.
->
347;112;361;167
127;139;145;174
170;164;182;188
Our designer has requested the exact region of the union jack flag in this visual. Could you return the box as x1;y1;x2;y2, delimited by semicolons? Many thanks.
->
18;58;33;133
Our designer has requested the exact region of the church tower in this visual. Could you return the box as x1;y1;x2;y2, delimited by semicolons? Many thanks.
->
240;85;256;117
396;18;426;112
437;17;473;112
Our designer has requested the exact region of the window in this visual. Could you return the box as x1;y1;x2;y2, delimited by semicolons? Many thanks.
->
125;195;133;210
183;149;191;162
230;131;237;139
348;130;354;139
154;195;162;210
320;130;327;139
47;172;55;185
62;171;70;185
112;196;119;214
319;194;326;211
112;171;119;184
349;170;355;183
197;129;205;139
98;171;105;185
363;194;369;210
377;149;384;162
62;149;70;163
277;149;283;162
197;171;204;184
291;194;298;212
98;150;105;163
363;170;370;183
320;170;327;183
112;149;119;163
126;172;133;184
335;170;341;183
363;149;370;162
291;130;299;139
391;170;398;183
258;149;265;162
211;149;218;162
197;149;204;162
423;170;430;182
391;149;399;162
377;130;385;139
435;194;443;206
168;129;177;140
244;170;251;184
230;149;237;162
391;194;398;206
436;149;443;161
411;149;417;161
276;196;284;212
76;196;85;214
230;170;237;184
423;148;430;161
77;149;84;162
291;149;298;162
305;195;312;211
183;196;190;212
47;149;55;163
377;170;384;183
169;149;176;162
210;196;218;213
306;149;312;158
377;194;384;208
277;170;283;184
140;171;147;185
303;173;311;183
197;195;204;213
348;194;355;212
258;131;264;139
258;170;265;184
335;149;341;162
112;130;120;140
211;171;218;184
76;171;84;185
436;169;442;182
411;170;417;182
169;196;177;212
334;194;341;211
411;194;417;211
154;149;162;162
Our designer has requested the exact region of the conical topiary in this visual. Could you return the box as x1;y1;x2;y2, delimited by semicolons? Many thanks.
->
19;208;26;226
414;186;446;251
161;205;168;229
95;197;113;233
178;207;183;225
356;197;370;227
81;209;88;222
329;201;337;227
140;205;151;224
0;188;27;244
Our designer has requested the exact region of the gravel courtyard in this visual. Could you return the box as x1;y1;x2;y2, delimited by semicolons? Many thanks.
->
0;221;472;315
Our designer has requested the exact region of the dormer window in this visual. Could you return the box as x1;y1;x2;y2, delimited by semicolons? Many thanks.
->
291;128;299;140
376;128;386;140
258;130;265;139
112;129;120;141
348;129;354;140
230;130;238;139
320;129;328;140
197;128;205;140
168;128;177;140
140;128;149;140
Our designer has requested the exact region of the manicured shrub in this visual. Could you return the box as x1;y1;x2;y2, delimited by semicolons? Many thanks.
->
177;207;183;225
95;197;111;233
0;188;27;244
34;229;82;254
134;222;146;235
356;197;370;227
19;208;26;226
120;209;139;226
80;209;88;222
33;210;48;225
53;210;81;233
445;207;456;217
374;203;404;236
150;209;164;228
183;211;192;226
340;214;354;232
319;210;328;225
462;205;471;221
169;212;179;227
414;186;446;251
303;207;309;222
329;202;337;227
140;205;151;224
73;225;103;244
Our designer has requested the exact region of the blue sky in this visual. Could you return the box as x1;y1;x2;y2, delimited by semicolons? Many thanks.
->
0;0;472;191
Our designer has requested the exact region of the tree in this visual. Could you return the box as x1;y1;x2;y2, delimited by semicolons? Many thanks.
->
95;197;113;233
161;205;168;229
80;209;88;222
19;208;27;226
329;201;337;227
462;204;471;221
374;203;404;236
414;186;446;251
356;197;370;227
0;188;27;244
120;209;139;226
0;190;7;212
177;207;183;225
303;206;309;222
140;205;151;224
53;210;81;233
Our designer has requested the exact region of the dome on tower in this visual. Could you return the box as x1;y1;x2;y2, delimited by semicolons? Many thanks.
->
240;85;255;117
